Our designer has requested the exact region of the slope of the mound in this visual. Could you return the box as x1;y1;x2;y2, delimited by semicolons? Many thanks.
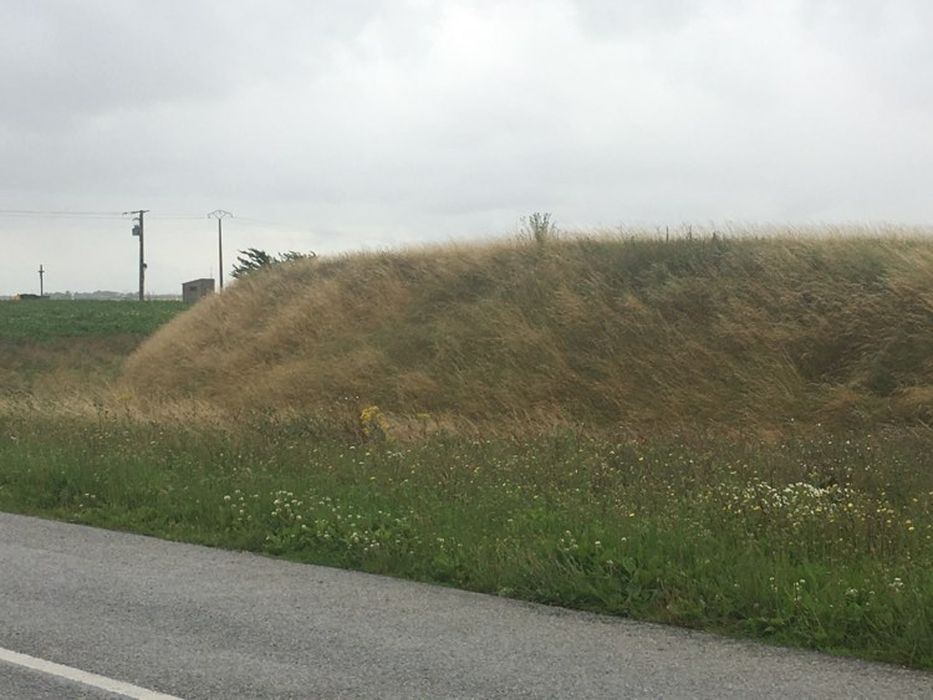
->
121;235;933;436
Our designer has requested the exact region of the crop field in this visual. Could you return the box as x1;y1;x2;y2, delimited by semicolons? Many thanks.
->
0;234;931;669
0;299;184;340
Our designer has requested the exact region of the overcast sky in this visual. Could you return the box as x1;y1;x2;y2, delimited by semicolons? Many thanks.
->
2;0;931;295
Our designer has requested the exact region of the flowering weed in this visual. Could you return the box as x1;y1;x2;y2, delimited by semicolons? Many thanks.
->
0;413;930;669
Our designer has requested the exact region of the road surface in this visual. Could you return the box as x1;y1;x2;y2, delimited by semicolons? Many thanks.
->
0;512;929;698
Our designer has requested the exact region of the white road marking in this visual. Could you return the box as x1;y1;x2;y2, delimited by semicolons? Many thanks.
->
0;646;182;699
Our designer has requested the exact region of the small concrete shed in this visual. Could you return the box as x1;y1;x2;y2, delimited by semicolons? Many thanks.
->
182;278;215;303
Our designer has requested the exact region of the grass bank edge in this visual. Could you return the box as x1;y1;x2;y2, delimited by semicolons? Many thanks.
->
1;414;929;671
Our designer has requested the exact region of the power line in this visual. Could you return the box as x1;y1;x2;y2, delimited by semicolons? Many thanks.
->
0;210;126;220
235;216;314;233
0;209;124;216
0;209;223;222
0;209;307;226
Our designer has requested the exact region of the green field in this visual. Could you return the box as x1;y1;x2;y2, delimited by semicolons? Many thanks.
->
0;299;184;340
0;237;931;670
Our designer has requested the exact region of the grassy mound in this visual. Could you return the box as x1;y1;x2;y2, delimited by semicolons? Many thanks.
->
121;233;933;437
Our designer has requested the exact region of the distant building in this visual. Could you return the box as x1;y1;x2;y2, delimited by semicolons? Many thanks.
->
182;278;215;303
13;293;43;301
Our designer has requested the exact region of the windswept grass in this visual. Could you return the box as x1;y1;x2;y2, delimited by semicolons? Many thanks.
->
122;231;933;437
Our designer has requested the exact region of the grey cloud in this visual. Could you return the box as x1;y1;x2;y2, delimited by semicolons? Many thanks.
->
0;0;395;130
801;1;933;111
571;0;701;38
1;0;931;295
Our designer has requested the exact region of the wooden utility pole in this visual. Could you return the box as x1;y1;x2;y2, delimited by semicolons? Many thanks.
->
207;210;232;291
38;264;44;297
124;210;149;300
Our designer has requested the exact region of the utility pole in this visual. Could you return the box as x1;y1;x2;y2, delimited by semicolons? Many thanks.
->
124;209;149;301
38;264;44;297
207;210;233;291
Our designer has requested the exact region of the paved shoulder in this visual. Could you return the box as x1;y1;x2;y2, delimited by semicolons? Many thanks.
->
0;512;929;699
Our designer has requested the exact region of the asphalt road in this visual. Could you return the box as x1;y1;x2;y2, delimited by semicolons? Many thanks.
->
0;512;930;699
1;662;119;700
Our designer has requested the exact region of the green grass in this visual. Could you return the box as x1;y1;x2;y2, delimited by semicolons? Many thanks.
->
0;299;185;340
0;411;929;669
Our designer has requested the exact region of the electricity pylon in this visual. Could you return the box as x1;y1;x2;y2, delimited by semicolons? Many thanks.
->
207;210;233;291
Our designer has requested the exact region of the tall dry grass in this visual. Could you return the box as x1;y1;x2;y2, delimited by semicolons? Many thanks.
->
121;228;933;437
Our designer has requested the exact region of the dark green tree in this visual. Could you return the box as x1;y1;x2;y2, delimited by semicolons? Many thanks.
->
231;248;316;279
